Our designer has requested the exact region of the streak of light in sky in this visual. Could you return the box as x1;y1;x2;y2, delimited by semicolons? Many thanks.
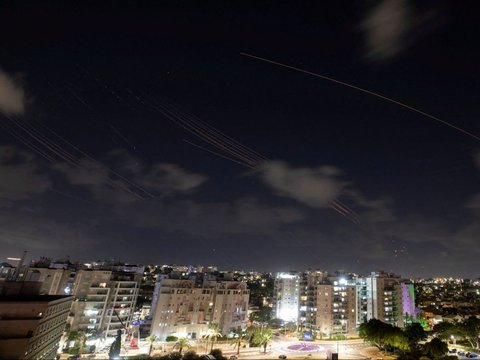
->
241;52;480;143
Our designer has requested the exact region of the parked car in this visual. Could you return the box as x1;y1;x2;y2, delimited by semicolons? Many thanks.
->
279;356;287;359
229;356;238;360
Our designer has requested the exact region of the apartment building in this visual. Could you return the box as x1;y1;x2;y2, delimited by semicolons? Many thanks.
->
102;272;141;337
24;268;75;296
150;274;249;340
275;270;416;337
361;271;416;328
0;294;73;360
315;278;357;336
299;270;328;326
273;272;301;322
69;269;141;337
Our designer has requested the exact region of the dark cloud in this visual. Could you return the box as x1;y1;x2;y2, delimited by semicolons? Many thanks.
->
258;160;345;208
107;149;208;196
361;0;440;61
347;191;396;223
0;206;98;253
0;145;51;204
1;142;478;276
0;69;25;115
362;0;411;60
53;149;208;202
114;196;305;238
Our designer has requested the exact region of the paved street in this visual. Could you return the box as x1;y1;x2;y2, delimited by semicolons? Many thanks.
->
75;337;374;359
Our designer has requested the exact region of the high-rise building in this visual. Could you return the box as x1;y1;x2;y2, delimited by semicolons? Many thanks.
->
299;270;328;326
69;269;141;337
360;272;416;328
150;273;249;340
315;278;357;336
274;272;301;323
0;294;73;360
281;270;416;337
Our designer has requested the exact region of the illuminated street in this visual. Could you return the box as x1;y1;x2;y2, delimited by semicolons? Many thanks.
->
84;338;373;359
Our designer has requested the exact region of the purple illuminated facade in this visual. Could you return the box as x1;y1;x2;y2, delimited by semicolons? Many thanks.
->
401;282;416;318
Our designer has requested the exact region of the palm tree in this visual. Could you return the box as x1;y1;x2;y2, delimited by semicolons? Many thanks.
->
259;330;272;354
230;327;248;356
207;323;222;352
146;334;156;356
173;337;191;355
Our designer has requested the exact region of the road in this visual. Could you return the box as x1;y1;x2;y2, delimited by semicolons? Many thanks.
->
74;337;372;359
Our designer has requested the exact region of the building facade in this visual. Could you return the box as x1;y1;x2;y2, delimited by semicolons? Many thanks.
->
274;272;301;323
24;268;75;296
0;295;73;360
69;269;141;337
150;274;249;340
315;280;357;336
275;270;416;337
360;272;416;328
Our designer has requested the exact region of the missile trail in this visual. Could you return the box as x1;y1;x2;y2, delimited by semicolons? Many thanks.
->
241;52;480;142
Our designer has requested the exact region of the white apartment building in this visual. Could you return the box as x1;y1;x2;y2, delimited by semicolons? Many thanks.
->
274;272;301;323
69;270;141;338
150;276;249;340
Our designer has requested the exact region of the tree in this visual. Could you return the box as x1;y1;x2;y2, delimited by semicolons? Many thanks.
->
423;337;448;359
284;321;297;334
460;316;480;349
388;327;409;353
108;329;122;360
230;327;248;356
207;323;222;352
67;330;86;355
433;322;460;341
182;350;200;359
209;348;227;360
168;352;182;360
248;326;262;347
258;329;272;353
359;319;393;351
173;337;191;355
249;308;272;324
146;334;156;356
404;323;427;350
268;318;283;329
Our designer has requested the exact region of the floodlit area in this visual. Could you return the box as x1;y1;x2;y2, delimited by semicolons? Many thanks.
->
73;337;371;360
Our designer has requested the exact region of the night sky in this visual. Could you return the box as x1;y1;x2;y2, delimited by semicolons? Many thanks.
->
0;1;479;277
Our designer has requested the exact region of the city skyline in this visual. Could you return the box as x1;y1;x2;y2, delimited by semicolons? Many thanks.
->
0;2;479;277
